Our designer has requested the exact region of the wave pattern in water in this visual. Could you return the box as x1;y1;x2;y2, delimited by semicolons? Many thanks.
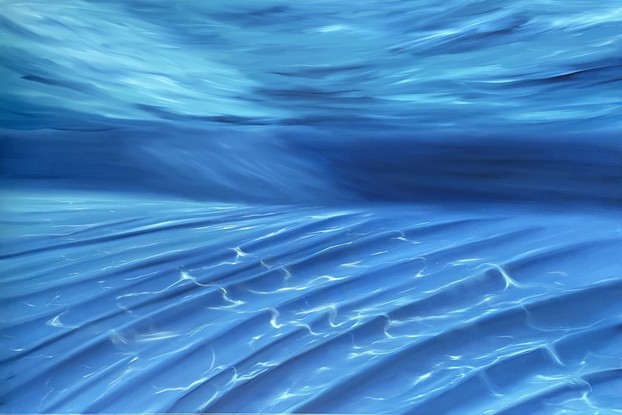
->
1;1;622;414
1;194;622;414
2;0;622;207
2;0;622;131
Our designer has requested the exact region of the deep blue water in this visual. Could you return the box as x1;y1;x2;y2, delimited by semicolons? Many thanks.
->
1;1;622;414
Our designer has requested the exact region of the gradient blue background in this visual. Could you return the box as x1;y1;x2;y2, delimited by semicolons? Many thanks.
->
1;1;621;413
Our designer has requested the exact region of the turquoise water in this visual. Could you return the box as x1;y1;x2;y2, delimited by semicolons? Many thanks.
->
1;1;622;413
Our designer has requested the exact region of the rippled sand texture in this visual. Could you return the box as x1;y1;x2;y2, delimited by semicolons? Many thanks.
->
1;194;621;414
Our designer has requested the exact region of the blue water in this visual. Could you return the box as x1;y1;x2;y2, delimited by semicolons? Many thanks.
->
1;1;621;414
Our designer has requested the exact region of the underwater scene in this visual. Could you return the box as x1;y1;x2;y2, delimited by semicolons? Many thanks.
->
1;1;622;414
